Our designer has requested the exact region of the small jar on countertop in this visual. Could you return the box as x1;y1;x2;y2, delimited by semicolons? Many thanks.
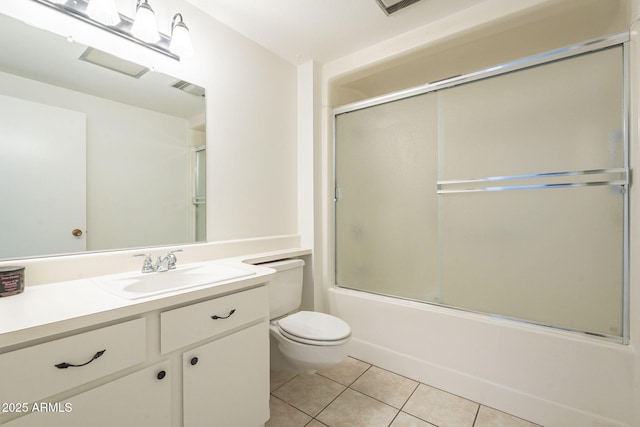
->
0;266;25;297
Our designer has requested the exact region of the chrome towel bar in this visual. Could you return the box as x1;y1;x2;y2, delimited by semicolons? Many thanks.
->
436;168;629;194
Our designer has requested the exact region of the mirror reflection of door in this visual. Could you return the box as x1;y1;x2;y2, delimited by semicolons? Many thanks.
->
194;146;206;242
0;94;86;258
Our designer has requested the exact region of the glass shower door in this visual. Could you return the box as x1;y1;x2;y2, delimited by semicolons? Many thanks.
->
334;41;627;339
194;146;206;242
335;93;440;303
436;45;625;336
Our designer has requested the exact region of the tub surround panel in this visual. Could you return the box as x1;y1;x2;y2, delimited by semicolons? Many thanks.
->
331;288;636;427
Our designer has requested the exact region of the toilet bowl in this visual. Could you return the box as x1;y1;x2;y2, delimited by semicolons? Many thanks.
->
262;259;351;374
270;311;351;374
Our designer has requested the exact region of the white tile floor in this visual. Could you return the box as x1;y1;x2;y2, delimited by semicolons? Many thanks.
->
267;357;541;427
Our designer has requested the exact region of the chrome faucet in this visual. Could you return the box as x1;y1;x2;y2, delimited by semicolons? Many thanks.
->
134;249;183;273
157;249;182;272
133;253;155;273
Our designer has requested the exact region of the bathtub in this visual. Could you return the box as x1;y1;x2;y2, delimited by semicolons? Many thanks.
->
328;287;637;427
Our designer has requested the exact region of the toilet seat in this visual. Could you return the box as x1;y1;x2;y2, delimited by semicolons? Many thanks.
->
277;311;351;346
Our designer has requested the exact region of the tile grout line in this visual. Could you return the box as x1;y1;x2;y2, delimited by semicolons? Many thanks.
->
386;410;402;427
270;394;321;426
311;364;375;425
270;371;299;394
355;368;427;427
269;358;542;427
393;382;427;426
317;364;433;427
313;383;349;420
273;368;438;427
318;361;373;387
471;404;481;427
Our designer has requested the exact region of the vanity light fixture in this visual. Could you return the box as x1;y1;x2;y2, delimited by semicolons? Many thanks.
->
85;0;120;26
30;0;195;61
131;0;160;43
169;13;194;57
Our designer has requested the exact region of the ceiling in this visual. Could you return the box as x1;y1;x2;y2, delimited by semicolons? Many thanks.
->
184;0;487;64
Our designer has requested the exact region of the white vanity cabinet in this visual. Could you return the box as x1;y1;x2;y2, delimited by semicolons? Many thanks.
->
160;285;267;354
161;286;270;426
183;322;269;427
0;282;271;427
0;318;170;427
0;318;147;406
3;361;172;427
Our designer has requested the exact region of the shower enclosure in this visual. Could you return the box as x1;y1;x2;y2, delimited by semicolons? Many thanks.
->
193;145;206;242
334;34;629;342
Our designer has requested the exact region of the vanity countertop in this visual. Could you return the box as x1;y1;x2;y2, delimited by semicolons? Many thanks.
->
0;248;311;349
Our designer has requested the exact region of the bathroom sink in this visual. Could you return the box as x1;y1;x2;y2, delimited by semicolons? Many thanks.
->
93;262;256;299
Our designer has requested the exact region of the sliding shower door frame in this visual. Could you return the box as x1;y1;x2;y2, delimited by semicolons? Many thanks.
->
333;32;630;344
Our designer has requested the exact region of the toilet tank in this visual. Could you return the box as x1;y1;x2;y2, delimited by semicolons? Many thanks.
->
261;259;305;319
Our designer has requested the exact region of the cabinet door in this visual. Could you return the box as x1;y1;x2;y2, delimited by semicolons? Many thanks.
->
4;362;171;427
183;322;269;427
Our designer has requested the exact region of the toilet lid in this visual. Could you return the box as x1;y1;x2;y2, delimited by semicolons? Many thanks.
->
277;311;351;342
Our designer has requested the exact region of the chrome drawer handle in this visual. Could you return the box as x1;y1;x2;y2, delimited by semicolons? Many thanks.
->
211;309;236;320
55;349;106;369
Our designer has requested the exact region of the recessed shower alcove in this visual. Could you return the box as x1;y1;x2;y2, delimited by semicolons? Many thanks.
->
334;33;628;341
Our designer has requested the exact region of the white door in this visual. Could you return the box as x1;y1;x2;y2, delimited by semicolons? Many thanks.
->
0;94;86;258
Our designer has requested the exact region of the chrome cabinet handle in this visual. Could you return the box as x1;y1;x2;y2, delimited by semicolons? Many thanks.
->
55;349;106;369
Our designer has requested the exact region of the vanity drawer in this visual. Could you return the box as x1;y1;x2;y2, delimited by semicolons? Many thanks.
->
0;318;146;404
161;286;268;354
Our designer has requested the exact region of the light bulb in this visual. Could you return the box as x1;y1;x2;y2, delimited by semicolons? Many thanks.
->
85;0;120;26
131;0;160;43
169;14;194;57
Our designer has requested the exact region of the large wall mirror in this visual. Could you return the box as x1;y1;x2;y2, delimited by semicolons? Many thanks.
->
0;12;206;260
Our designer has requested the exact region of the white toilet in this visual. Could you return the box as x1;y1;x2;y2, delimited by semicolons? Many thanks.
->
263;259;351;374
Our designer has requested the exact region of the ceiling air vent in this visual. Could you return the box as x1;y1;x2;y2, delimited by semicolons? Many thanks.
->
79;48;149;78
375;0;423;15
171;80;205;97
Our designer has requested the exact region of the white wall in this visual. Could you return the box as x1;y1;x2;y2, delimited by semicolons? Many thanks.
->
320;0;640;425
297;61;322;310
204;19;298;241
